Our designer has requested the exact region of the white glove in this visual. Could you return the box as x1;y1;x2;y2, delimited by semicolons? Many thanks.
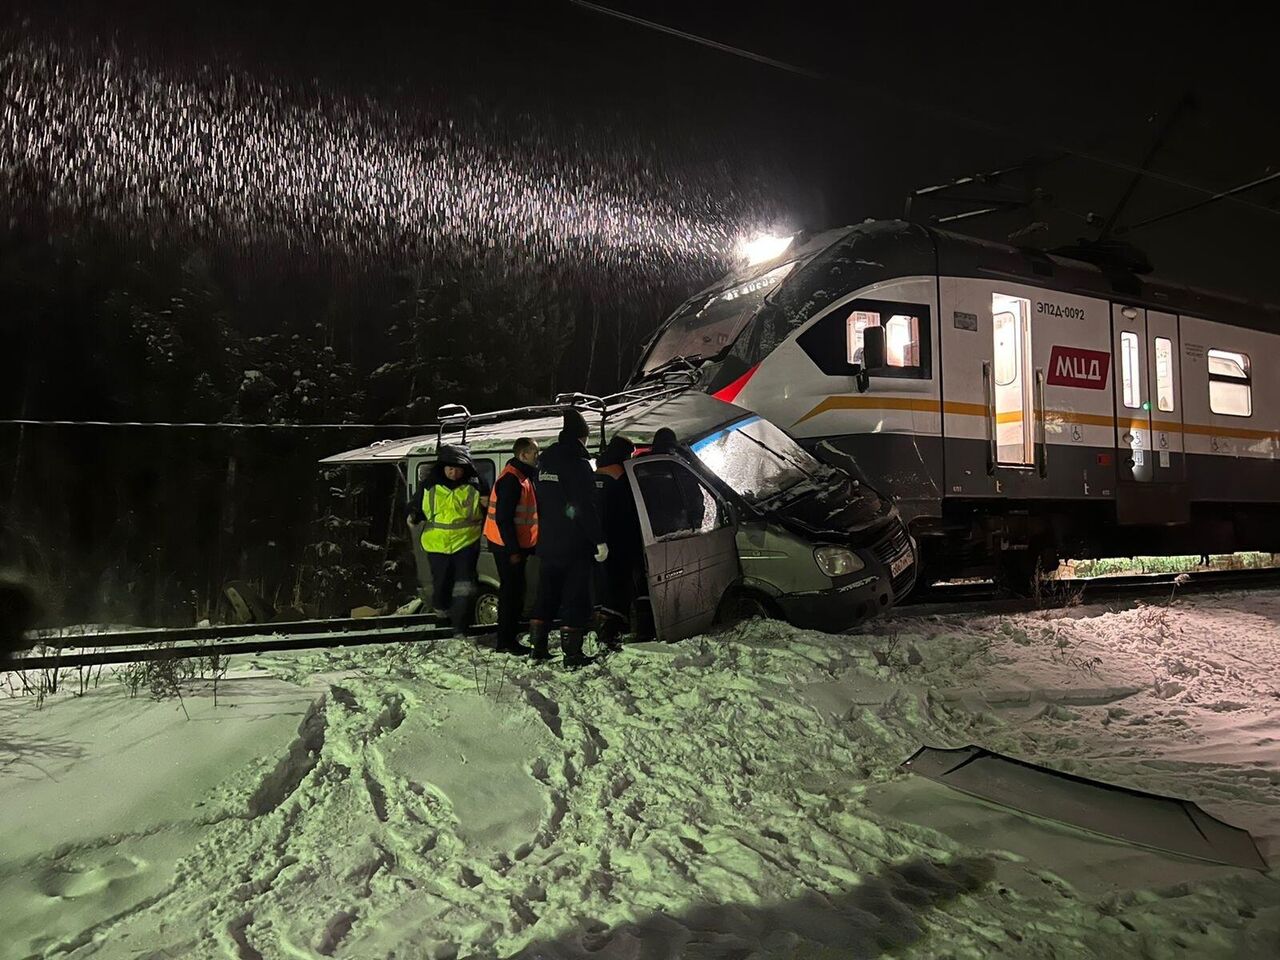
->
594;543;609;563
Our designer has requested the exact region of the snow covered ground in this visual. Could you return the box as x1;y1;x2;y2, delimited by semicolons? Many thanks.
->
2;591;1278;959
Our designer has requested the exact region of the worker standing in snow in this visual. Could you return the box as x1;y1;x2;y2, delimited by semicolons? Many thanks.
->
483;437;540;656
593;435;639;650
528;410;607;669
407;445;485;639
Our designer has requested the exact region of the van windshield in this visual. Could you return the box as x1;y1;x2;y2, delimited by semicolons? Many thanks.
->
690;416;825;505
641;262;794;374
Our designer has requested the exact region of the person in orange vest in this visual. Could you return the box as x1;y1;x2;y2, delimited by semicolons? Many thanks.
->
484;437;540;655
593;435;639;650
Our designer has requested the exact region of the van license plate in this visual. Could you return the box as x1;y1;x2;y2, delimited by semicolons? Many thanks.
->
889;549;912;579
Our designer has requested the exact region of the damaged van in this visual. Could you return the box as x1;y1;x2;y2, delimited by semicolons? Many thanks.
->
322;384;917;641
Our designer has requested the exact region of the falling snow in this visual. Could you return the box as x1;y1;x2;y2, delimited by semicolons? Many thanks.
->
0;33;774;286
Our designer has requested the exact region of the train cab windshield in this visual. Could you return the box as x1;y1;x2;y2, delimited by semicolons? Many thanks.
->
641;262;795;375
690;415;830;506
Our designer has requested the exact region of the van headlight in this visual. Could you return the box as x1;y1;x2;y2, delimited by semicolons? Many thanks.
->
814;545;864;578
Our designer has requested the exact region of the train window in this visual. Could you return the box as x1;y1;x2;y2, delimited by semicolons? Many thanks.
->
845;311;922;370
1120;332;1141;409
992;309;1019;386
845;311;879;364
1207;349;1252;417
798;298;931;379
1154;337;1174;412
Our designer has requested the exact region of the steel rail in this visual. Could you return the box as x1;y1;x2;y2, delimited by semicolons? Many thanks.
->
27;612;445;650
9;567;1278;670
899;565;1280;618
9;620;487;672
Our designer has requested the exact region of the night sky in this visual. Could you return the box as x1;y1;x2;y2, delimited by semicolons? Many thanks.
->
13;0;1276;302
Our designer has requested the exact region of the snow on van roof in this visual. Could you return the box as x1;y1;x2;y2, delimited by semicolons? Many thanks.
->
320;389;750;465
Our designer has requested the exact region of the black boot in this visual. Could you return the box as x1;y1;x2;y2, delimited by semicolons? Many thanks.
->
496;633;531;657
596;611;624;652
528;620;551;662
562;627;595;670
449;594;470;639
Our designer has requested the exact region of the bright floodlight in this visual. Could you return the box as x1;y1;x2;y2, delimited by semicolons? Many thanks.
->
738;232;793;266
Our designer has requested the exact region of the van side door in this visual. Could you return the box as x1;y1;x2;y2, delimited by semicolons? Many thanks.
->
624;455;740;641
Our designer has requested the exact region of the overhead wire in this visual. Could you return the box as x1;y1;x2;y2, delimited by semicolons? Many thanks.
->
570;0;1280;222
0;419;428;430
1122;169;1280;233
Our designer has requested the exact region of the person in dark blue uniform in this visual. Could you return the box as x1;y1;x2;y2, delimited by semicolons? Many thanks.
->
593;435;640;649
528;410;606;669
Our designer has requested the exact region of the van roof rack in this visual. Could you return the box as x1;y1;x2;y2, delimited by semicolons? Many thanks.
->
434;369;701;455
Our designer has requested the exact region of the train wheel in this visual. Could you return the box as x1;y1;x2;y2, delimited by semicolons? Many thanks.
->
996;552;1040;597
996;549;1058;597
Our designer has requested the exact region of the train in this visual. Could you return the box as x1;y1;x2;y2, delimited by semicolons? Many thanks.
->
629;220;1280;583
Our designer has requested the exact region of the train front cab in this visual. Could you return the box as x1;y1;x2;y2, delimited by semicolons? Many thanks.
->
660;221;1279;580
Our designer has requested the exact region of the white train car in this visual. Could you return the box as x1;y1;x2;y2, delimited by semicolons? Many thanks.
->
630;221;1280;581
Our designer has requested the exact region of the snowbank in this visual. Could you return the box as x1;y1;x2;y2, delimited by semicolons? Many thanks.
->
2;592;1278;958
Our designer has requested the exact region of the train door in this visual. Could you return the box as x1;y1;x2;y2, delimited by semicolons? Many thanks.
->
1146;311;1185;482
991;293;1036;467
939;280;1060;499
625;456;739;641
1112;305;1154;482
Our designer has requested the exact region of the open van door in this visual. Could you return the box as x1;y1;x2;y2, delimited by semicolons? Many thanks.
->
624;455;740;641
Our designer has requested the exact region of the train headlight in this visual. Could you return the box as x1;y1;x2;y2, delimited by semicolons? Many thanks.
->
738;232;794;266
814;545;864;578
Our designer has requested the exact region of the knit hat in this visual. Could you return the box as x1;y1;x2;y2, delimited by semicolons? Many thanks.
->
599;435;636;467
652;427;678;451
563;408;591;441
436;444;474;469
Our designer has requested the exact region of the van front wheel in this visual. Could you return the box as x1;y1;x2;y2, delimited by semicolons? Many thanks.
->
715;591;774;628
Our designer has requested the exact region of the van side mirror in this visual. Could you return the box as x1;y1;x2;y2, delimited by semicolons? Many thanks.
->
862;325;887;372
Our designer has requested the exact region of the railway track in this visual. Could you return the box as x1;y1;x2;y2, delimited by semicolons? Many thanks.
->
10;614;478;672
8;566;1280;672
899;565;1280;617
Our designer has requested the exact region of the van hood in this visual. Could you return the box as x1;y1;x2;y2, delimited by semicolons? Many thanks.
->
762;471;896;544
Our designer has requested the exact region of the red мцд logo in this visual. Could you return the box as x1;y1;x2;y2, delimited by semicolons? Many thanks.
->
1046;346;1111;389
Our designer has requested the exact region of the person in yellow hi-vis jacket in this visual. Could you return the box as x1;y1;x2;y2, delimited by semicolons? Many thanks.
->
407;445;486;638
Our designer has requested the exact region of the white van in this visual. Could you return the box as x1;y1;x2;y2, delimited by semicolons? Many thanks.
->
323;386;917;641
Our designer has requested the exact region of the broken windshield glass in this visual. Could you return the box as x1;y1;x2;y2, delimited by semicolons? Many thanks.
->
641;262;794;375
690;415;827;505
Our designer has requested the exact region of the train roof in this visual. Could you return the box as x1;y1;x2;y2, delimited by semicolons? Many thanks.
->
838;220;1280;332
667;219;1279;337
321;389;751;466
